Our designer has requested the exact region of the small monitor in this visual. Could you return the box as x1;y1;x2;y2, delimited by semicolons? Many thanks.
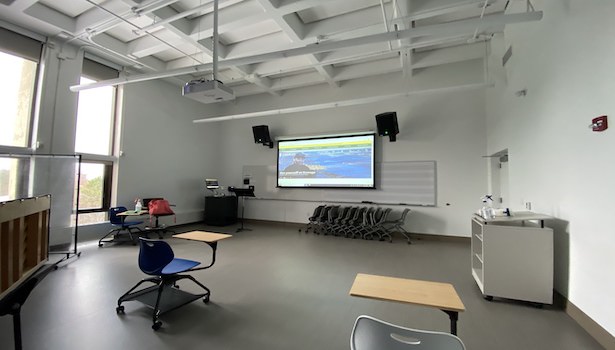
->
205;178;220;189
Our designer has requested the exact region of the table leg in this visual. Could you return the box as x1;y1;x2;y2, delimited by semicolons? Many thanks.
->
442;310;458;335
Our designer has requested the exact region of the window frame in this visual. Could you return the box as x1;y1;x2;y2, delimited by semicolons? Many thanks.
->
0;27;43;200
73;58;121;223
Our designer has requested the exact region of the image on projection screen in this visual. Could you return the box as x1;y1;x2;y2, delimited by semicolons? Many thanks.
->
277;133;375;188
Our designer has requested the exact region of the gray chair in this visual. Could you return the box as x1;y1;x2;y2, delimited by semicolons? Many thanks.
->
383;208;412;244
350;315;466;350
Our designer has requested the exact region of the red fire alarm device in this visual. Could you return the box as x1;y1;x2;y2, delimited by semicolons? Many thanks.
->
591;115;608;132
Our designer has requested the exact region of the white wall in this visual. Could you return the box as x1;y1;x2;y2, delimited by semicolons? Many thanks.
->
485;0;615;336
206;60;488;236
114;79;223;227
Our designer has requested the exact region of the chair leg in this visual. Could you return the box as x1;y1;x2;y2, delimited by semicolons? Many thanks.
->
149;282;166;330
126;228;137;245
182;275;211;302
98;228;119;247
397;225;411;244
117;277;161;306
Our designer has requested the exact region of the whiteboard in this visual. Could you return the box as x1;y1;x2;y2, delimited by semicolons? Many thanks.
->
242;161;436;206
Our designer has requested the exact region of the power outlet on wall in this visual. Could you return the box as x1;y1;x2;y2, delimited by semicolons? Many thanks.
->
525;201;532;210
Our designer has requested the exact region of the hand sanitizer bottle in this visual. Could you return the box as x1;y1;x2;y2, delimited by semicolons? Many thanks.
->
135;199;142;212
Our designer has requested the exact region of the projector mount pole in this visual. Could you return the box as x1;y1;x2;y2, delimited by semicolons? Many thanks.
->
212;0;219;82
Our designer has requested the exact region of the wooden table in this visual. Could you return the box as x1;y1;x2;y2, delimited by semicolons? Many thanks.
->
349;273;465;335
173;231;232;270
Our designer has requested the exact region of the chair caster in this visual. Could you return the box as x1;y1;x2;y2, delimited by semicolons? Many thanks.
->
116;305;125;314
203;295;210;303
98;243;103;247
152;321;162;331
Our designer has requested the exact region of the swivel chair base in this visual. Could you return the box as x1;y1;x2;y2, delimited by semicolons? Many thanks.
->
98;227;145;247
116;274;210;330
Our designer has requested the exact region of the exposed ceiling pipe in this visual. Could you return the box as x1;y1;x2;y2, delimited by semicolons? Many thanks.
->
469;0;491;42
75;0;180;39
85;0;208;66
193;82;493;123
212;0;219;81
134;0;240;35
70;10;542;92
379;0;393;51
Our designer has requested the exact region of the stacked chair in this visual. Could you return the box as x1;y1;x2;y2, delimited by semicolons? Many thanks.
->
302;205;410;243
383;208;412;244
302;205;325;233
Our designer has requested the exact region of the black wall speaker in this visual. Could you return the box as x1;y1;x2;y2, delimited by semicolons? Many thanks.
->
252;125;273;148
375;112;399;142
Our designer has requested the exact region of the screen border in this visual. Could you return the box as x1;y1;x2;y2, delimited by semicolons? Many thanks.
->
276;132;376;189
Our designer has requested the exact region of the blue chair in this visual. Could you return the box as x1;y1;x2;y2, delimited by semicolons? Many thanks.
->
351;315;466;350
116;238;211;330
98;206;144;247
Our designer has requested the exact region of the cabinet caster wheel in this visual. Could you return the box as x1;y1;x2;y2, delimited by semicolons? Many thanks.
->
152;321;162;331
116;306;125;314
533;303;544;309
484;295;493;301
203;295;210;303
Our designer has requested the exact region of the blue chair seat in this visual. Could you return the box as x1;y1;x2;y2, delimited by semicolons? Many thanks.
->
162;258;200;275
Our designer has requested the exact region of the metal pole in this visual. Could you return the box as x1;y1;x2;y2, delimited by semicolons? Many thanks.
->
212;0;219;81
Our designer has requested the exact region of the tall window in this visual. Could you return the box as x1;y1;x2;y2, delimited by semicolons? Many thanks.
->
0;28;42;201
0;52;37;148
75;76;115;155
74;58;119;225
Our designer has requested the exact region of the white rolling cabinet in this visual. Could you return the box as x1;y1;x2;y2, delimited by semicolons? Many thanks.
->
471;212;554;305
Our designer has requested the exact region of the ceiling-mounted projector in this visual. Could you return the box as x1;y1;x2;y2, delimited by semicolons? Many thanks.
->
182;79;235;104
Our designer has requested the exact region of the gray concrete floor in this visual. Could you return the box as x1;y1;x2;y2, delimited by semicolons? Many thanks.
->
0;222;603;350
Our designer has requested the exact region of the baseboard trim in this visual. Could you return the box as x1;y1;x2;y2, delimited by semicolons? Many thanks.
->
556;291;615;349
243;219;470;242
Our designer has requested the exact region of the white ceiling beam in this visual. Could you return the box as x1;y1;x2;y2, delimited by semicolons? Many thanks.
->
23;3;76;33
393;0;413;77
74;0;179;38
333;57;401;81
274;0;352;14
246;56;314;78
393;0;501;23
126;1;267;58
244;73;283;96
254;0;339;87
71;10;543;91
245;34;472;80
74;0;130;35
261;71;325;92
412;42;485;68
236;48;481;98
141;6;221;64
224;31;294;58
194;81;492;122
303;6;386;39
7;0;38;11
